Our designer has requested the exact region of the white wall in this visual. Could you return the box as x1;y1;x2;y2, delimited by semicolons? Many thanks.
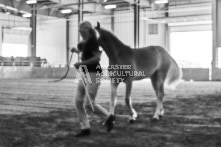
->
68;15;78;65
141;21;167;49
0;12;30;56
36;16;66;67
114;10;134;47
170;30;212;68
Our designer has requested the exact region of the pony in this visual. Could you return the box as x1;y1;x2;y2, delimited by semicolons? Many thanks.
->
95;22;182;122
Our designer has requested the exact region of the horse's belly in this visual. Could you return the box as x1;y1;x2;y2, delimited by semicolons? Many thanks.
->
132;71;151;80
107;68;154;82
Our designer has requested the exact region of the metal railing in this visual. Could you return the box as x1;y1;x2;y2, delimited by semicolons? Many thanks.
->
0;61;47;67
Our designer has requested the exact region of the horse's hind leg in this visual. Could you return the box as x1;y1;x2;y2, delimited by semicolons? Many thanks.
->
151;72;165;121
110;82;119;115
125;81;137;123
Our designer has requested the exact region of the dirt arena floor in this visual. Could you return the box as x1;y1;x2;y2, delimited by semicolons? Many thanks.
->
0;79;220;147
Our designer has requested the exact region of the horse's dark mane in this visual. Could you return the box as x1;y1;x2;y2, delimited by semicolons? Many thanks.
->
100;28;131;49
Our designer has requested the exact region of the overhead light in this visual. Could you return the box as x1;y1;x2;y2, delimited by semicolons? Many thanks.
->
155;0;168;4
104;4;117;9
26;0;37;5
12;27;32;31
60;9;72;14
5;6;18;12
22;13;32;18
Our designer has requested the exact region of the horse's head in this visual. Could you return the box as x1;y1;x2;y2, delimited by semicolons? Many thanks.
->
94;22;128;59
94;22;108;49
94;22;113;45
94;22;113;56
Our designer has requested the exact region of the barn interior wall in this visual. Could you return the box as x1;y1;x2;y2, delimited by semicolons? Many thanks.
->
114;10;134;47
36;16;67;67
0;12;30;28
169;3;211;17
0;12;30;56
68;15;78;66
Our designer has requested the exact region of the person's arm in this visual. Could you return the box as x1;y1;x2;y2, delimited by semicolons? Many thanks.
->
71;47;80;54
74;51;101;69
71;41;86;54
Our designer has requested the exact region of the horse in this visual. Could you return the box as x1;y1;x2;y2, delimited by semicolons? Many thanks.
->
94;22;182;122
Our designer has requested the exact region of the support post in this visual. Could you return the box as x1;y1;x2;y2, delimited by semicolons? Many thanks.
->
111;10;115;32
134;0;140;48
66;17;70;65
211;0;221;80
30;4;37;57
78;0;83;62
0;26;2;56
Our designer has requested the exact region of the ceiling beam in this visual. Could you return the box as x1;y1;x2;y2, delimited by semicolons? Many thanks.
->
122;0;152;7
0;0;66;18
0;0;110;17
33;1;111;15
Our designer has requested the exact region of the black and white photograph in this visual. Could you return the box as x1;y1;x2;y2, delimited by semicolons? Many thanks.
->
0;0;220;146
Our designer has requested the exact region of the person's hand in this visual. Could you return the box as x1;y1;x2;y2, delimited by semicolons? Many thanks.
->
71;47;78;53
74;62;81;69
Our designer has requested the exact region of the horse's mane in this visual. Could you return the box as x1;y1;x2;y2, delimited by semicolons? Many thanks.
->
100;28;131;49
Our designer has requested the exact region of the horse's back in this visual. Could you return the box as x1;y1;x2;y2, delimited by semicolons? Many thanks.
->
133;46;171;66
132;46;179;77
131;46;164;77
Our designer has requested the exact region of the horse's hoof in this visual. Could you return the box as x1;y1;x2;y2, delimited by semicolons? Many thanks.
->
151;118;159;122
128;119;136;123
159;115;163;120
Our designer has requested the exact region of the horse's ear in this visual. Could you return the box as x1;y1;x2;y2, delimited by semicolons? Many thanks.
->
95;22;100;30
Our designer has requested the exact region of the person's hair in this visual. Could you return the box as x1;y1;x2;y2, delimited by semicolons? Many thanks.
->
79;21;92;30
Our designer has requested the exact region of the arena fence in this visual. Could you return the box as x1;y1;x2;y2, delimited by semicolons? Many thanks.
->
0;56;47;67
0;56;220;81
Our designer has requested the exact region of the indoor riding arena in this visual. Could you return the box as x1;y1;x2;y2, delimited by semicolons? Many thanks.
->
0;0;221;147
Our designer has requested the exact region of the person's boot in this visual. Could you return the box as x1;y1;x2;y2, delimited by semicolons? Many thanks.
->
75;128;91;137
105;114;115;132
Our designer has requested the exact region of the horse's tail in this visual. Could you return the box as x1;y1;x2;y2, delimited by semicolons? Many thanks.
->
164;58;182;90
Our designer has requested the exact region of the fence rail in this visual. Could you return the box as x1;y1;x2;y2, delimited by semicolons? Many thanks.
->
0;56;47;67
0;61;48;67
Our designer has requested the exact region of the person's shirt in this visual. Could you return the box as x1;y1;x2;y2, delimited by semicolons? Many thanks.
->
77;30;102;73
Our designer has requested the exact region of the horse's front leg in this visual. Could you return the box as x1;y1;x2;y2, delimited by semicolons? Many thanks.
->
110;83;119;115
125;81;137;123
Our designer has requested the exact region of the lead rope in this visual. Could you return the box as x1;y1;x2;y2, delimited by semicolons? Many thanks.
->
48;52;95;112
48;52;74;83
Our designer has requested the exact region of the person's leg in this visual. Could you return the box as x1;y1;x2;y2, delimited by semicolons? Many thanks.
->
84;82;110;119
84;73;115;132
75;80;91;137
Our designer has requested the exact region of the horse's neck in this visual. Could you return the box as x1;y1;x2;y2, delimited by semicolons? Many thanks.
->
102;39;132;63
